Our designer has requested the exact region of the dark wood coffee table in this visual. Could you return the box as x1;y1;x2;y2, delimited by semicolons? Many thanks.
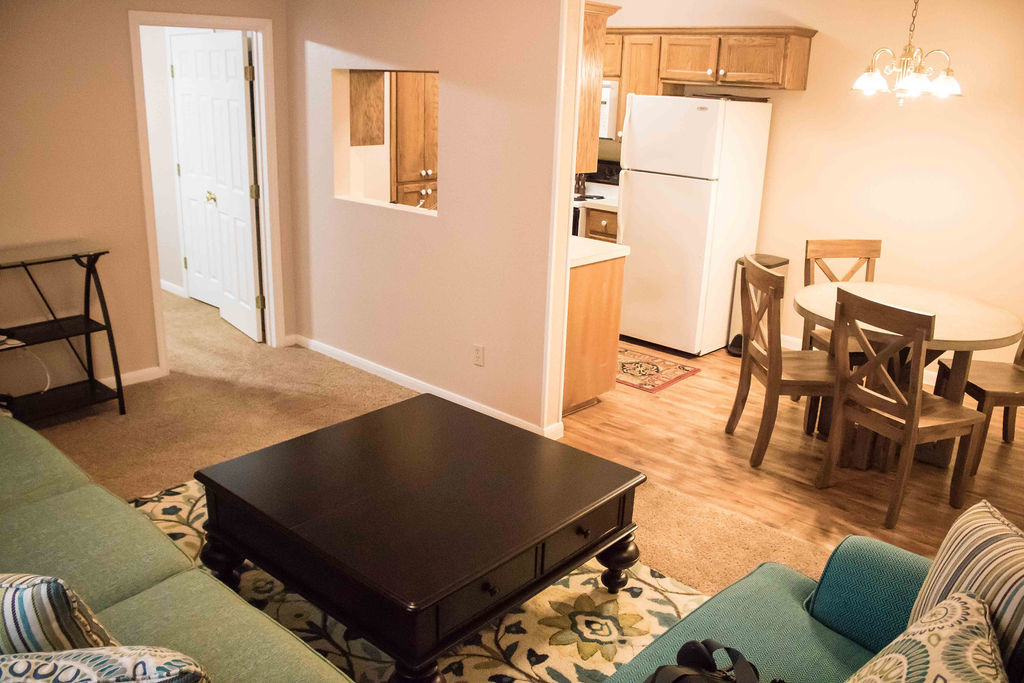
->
196;394;645;683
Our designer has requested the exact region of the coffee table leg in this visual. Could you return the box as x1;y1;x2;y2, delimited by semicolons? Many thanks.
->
200;531;244;591
391;660;444;683
597;532;640;594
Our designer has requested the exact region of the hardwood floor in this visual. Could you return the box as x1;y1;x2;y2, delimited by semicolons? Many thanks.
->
561;340;1024;558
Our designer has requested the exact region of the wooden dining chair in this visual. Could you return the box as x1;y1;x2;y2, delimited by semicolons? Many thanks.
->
939;337;1024;507
726;255;834;468
816;288;986;528
800;239;883;435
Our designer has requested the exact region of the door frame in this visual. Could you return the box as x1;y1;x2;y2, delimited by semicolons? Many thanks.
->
128;11;287;371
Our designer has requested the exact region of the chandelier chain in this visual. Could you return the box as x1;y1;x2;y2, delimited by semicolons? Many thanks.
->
908;0;920;43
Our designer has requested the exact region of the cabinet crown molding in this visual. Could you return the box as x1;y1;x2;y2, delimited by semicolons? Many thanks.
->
585;2;621;17
608;26;817;38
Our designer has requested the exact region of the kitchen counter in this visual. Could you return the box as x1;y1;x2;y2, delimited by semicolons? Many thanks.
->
569;236;629;268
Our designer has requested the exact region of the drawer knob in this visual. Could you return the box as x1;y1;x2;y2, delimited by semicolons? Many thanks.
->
575;525;591;539
600;220;607;227
481;581;498;597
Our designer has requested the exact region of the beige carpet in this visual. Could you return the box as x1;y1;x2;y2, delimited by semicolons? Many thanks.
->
40;293;831;594
38;293;416;499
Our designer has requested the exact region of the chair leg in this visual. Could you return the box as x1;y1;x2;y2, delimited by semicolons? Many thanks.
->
884;440;898;472
803;396;820;436
1004;406;1017;443
725;357;753;435
816;397;846;488
968;401;995;477
886;433;919;528
951;421;987;509
749;386;780;468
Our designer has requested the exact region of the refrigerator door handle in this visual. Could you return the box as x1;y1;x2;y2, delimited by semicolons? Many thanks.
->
616;171;628;244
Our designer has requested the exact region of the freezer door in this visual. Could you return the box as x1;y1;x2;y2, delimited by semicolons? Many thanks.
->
619;169;717;353
620;95;726;179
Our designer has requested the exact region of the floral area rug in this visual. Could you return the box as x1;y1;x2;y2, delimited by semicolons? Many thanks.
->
131;481;706;683
616;348;700;393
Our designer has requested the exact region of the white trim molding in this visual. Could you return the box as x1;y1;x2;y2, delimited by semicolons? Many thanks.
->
99;365;169;388
160;279;187;298
293;336;564;439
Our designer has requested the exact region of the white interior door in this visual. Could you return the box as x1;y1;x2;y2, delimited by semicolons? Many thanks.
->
170;30;263;341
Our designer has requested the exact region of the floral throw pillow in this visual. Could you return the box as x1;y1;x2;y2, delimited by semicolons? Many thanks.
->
0;645;209;682
846;593;1007;683
0;574;117;653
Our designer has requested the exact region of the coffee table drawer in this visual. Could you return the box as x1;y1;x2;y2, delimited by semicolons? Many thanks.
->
438;548;536;635
543;499;619;571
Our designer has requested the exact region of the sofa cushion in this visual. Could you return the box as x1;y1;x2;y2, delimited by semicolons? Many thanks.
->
97;569;351;682
806;535;931;653
0;645;209;682
910;500;1024;680
0;485;191;612
606;563;873;683
0;573;117;653
847;593;1007;682
0;416;90;513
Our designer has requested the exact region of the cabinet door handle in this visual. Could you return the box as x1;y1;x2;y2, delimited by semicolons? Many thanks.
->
426;188;433;195
420;189;427;195
575;525;591;539
719;69;726;76
706;68;713;76
420;169;427;177
427;169;434;176
616;130;623;138
481;581;498;597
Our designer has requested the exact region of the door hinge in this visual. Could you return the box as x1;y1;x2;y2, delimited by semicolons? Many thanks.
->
170;64;174;78
183;256;188;270
255;294;266;310
250;183;260;200
244;65;255;81
176;163;181;176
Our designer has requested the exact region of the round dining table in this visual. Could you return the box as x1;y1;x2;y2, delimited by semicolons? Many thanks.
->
794;281;1024;467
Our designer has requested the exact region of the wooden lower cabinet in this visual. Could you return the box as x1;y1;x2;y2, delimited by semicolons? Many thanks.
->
562;257;625;415
585;209;618;242
395;181;437;210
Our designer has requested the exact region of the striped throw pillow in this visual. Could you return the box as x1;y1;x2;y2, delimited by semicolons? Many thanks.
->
910;501;1024;679
0;574;117;653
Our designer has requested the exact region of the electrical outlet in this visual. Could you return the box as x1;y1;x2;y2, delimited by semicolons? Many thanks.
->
472;344;485;367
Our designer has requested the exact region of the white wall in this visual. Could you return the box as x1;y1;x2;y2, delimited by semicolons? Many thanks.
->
287;0;570;430
609;0;1024;361
140;25;184;293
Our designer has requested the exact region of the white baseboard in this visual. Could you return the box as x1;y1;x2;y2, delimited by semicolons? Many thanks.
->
292;335;559;438
280;334;300;347
160;280;187;298
99;365;169;388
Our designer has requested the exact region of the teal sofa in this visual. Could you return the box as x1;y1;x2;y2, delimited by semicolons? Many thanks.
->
0;416;350;682
608;536;932;683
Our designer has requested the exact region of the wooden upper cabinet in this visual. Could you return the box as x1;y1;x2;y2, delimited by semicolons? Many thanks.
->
616;34;661;140
603;34;622;77
659;35;719;83
718;35;786;86
576;2;620;174
393;71;439;187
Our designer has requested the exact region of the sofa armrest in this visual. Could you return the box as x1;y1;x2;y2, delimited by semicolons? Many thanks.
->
805;535;930;653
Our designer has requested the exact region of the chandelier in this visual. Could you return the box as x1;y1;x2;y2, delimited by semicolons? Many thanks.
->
852;0;961;104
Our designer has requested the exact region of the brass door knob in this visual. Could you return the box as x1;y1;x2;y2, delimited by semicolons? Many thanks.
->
205;190;218;205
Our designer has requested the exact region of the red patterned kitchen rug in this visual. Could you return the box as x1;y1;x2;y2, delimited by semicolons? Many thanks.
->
616;347;700;393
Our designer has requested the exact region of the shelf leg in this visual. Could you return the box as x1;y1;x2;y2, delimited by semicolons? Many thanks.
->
91;256;126;415
84;259;94;381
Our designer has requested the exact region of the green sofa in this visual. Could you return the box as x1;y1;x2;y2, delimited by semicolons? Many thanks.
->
0;415;351;682
608;535;932;683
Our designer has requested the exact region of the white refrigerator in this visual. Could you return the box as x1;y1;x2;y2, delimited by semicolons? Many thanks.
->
618;95;772;355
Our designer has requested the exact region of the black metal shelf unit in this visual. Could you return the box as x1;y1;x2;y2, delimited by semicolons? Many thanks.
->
0;240;125;422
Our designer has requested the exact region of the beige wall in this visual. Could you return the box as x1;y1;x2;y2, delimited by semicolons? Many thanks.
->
0;0;292;394
286;0;568;428
139;25;183;291
609;0;1024;361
